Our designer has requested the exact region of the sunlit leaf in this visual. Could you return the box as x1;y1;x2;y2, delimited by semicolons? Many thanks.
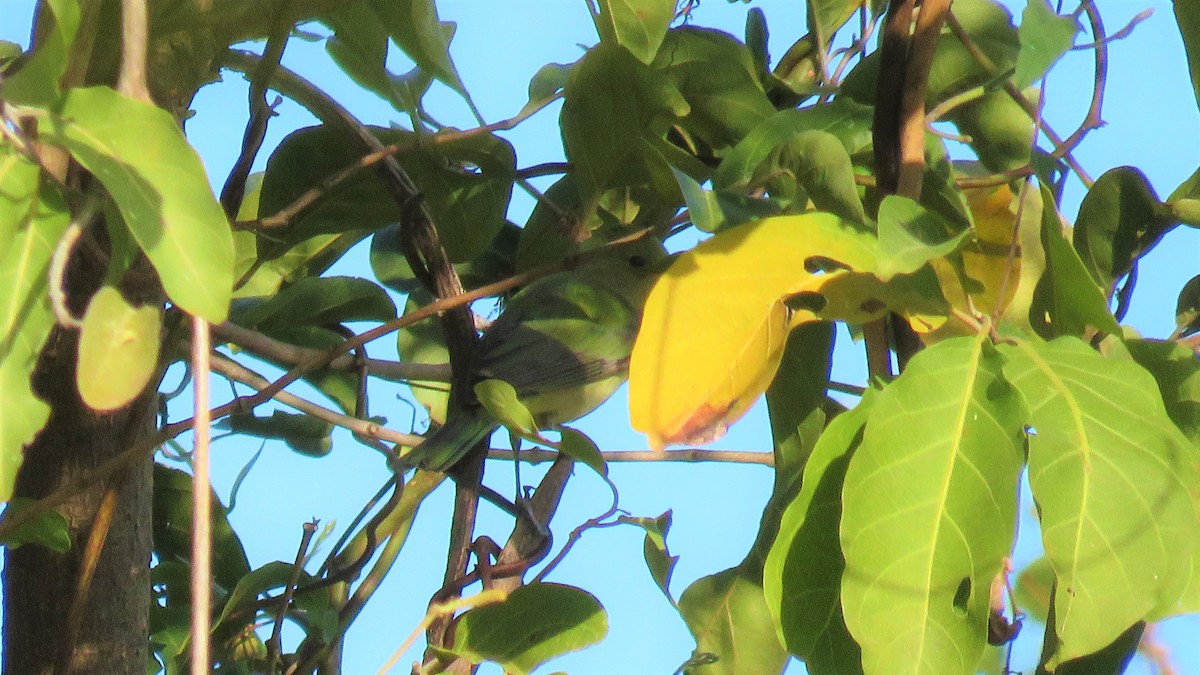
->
41;87;234;321
475;378;537;437
679;566;788;675
876;195;970;281
592;0;676;64
1;0;80;105
76;286;162;412
630;214;877;450
1000;338;1198;665
0;150;67;501
0;498;70;552
841;336;1027;675
558;427;607;478
618;510;678;606
452;583;607;674
1014;0;1082;88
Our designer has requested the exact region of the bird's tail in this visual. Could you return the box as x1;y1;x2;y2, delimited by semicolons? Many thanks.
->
400;407;497;472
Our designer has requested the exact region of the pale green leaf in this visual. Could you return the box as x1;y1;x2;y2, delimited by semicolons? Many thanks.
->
558;426;607;477
475;379;537;437
1000;338;1198;665
0;151;69;500
1;0;80;105
841;335;1027;675
452;583;608;674
679;566;788;675
76;286;162;412
618;510;679;607
1014;0;1082;88
41;87;234;321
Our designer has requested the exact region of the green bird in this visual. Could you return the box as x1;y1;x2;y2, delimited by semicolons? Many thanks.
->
400;239;666;472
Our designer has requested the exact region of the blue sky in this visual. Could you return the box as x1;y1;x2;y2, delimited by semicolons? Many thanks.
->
4;1;1200;673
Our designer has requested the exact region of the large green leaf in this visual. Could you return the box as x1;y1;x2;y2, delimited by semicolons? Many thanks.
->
765;390;876;675
592;0;676;64
76;286;162;412
41;87;234;321
652;27;775;154
1014;0;1081;88
840;335;1027;675
322;2;434;115
451;583;608;674
560;41;689;208
0;150;69;501
1073;167;1174;291
678;566;788;675
1000;338;1198;666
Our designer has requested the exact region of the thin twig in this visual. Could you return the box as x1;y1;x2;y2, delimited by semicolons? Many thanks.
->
486;448;775;466
209;354;422;451
374;590;508;675
212;321;451;383
190;317;213;675
267;519;318;673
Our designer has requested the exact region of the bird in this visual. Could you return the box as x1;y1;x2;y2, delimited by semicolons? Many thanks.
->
398;237;666;472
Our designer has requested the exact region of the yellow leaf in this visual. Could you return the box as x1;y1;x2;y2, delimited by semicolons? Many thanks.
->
629;214;877;450
931;183;1043;329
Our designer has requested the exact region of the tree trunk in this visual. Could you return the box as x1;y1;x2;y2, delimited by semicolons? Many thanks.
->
3;243;159;674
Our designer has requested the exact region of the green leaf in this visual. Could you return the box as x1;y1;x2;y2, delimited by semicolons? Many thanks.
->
1073;166;1173;291
808;0;864;42
558;426;607;478
222;411;335;458
948;89;1036;173
617;510;679;607
1014;0;1081;88
876;195;971;281
0;498;70;552
397;293;451;425
678;566;788;675
561;41;689;207
652;27;775;154
475;379;537;437
1;0;80;105
0;150;68;501
1125;338;1200;446
1000;338;1198;666
714;103;874;194
841;335;1027;675
1037;597;1144;675
41;87;234;321
1175;0;1200;114
76;286;162;412
452;583;608;674
369;0;474;105
592;0;676;64
322;2;433;115
1175;274;1200;338
1032;184;1121;337
153;464;251;595
260;125;515;264
765;390;875;674
231;275;396;331
1013;557;1054;624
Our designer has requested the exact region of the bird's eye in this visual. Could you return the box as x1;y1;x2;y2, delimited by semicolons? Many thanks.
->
628;255;647;268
